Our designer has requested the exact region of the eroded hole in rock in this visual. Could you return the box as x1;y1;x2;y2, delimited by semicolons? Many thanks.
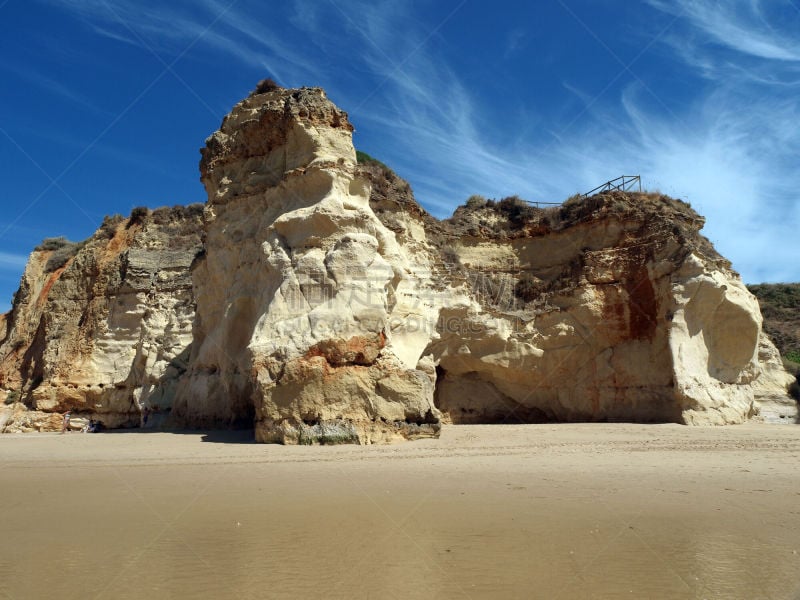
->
434;366;554;424
232;403;256;429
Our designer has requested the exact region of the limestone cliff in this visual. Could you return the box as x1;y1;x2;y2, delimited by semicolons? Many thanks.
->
424;194;796;425
172;87;441;442
0;207;203;432
1;84;795;438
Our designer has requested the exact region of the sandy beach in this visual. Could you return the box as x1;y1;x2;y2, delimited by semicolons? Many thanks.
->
1;424;799;599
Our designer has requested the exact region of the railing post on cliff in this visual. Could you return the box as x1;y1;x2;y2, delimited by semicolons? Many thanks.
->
582;175;641;198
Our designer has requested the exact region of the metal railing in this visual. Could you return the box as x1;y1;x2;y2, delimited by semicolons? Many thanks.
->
583;175;641;198
522;200;561;208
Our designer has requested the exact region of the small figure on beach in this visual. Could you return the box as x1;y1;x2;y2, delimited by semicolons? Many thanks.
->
61;411;71;434
142;406;151;428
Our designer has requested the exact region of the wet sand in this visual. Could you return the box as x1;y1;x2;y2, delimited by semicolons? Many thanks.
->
1;424;799;599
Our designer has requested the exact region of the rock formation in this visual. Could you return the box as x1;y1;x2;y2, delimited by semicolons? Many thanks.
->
171;87;441;443
426;194;797;425
1;84;796;438
0;207;203;432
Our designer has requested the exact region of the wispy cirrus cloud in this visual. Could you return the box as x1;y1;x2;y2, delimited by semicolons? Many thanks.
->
40;0;324;84
0;60;107;113
648;0;800;62
292;0;800;282
637;0;800;281
0;252;30;271
31;0;800;283
648;0;800;89
281;0;552;210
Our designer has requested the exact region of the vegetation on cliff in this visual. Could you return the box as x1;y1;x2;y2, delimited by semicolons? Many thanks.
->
748;284;800;361
748;283;800;400
356;150;391;172
449;191;706;237
35;237;87;272
0;203;205;425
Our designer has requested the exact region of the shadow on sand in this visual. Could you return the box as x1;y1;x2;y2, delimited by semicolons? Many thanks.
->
101;428;256;444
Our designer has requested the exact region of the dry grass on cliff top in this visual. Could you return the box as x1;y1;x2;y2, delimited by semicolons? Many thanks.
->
35;236;87;272
448;191;701;235
29;204;206;276
357;150;712;251
357;152;733;293
441;190;729;268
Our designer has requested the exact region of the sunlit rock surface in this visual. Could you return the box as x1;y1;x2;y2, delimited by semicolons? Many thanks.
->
172;87;441;443
0;208;203;431
1;85;795;438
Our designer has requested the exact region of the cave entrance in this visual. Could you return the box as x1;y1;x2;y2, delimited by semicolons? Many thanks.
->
433;365;554;424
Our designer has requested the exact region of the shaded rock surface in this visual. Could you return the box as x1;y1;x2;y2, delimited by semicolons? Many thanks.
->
1;85;795;437
0;207;203;431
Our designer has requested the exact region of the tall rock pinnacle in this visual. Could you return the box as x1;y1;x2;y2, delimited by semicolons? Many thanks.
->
173;86;442;443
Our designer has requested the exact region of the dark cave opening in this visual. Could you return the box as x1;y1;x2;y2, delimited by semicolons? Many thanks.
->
433;365;555;424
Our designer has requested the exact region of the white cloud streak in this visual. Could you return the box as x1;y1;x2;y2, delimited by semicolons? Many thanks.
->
0;252;30;271
306;0;800;283
35;0;800;283
635;0;800;282
41;0;324;83
0;60;107;113
648;0;800;61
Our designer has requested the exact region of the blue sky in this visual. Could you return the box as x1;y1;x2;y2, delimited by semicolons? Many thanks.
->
1;1;799;312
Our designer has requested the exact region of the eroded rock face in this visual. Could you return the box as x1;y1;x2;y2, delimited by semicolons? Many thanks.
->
173;87;441;442
427;194;796;425
1;84;795;437
0;208;203;432
751;333;797;423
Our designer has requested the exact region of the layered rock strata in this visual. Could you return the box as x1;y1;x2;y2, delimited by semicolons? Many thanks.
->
0;207;203;431
428;194;796;425
1;85;795;438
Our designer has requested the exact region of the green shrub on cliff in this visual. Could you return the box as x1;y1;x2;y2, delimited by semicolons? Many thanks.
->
99;215;124;239
36;237;86;272
355;150;391;171
748;283;800;367
748;283;800;309
35;237;71;252
497;195;536;224
45;243;85;272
